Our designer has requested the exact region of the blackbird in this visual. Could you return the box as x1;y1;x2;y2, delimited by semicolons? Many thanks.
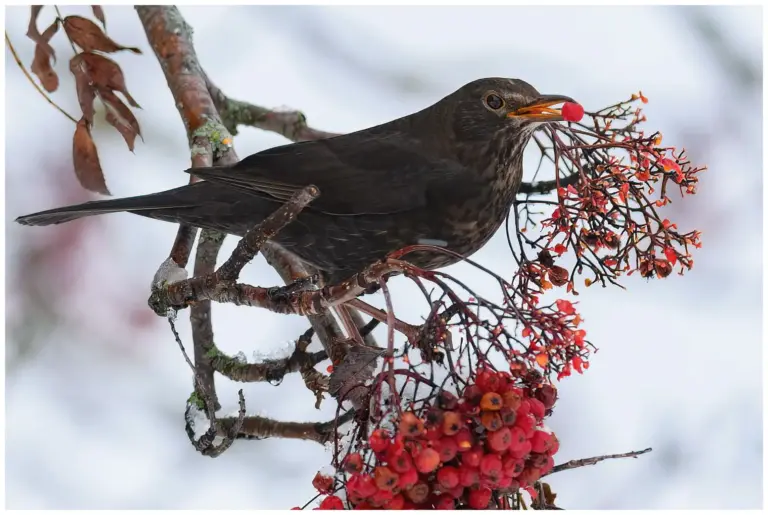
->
16;78;575;284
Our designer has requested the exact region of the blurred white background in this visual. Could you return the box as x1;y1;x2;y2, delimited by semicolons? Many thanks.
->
5;5;762;509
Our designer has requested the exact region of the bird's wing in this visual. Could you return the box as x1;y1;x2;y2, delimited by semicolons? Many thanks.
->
186;130;471;216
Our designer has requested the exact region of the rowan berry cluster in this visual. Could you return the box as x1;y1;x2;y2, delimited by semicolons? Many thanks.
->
310;368;559;510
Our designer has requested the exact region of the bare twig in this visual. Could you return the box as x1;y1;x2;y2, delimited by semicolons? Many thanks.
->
216;186;319;281
219;409;356;444
517;171;580;196
207;327;328;384
543;447;653;477
206;73;338;142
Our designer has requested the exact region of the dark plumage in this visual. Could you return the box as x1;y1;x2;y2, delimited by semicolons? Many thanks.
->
16;78;575;284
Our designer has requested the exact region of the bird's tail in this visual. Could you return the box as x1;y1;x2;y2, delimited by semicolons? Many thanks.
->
15;187;193;227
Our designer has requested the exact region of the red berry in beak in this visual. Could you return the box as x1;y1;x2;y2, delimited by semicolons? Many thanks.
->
561;102;584;122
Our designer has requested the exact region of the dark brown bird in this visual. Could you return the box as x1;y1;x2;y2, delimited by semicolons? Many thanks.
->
16;78;575;284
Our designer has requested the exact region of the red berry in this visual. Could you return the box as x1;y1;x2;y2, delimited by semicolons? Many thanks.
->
530;430;552;454
312;472;335;494
353;501;372;510
388;446;414;473
399;411;425;438
425;407;444;428
500;407;517;426
517;399;531;418
434;493;455;510
547;434;560;455
415;448;441;474
480;392;503;411
319;495;344;510
454;428;474;451
374;466;399;491
406;482;430;504
291;507;301;510
561;102;584;122
476;369;501;393
528;398;546;420
468;486;492;509
495;475;513;491
541;455;555;475
442;411;463;435
348;474;377;498
462;446;483;467
343;452;363;474
508;426;527;449
503;456;526;478
515;413;537;438
502;390;522;410
459;465;480;487
508;439;532;459
487;426;512;452
479;453;502;477
437;466;460;489
447;485;464;499
535;384;558;409
370;488;395;506
425;426;443;441
463;384;483;405
438;390;458;410
369;429;391;453
437;436;458;462
528;452;548;469
397;467;419;490
480;411;503;432
518;466;542;486
383;494;405;510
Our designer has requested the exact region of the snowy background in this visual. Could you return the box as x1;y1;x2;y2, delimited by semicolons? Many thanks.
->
5;5;762;509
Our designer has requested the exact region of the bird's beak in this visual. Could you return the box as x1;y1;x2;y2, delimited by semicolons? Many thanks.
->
507;94;577;122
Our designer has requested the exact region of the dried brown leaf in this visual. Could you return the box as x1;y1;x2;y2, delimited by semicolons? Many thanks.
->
73;117;109;195
30;19;60;92
75;52;140;108
62;15;141;54
69;55;96;123
26;6;44;40
92;6;106;30
99;88;141;151
26;6;56;63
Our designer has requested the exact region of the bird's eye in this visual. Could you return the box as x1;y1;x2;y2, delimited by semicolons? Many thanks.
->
485;93;504;110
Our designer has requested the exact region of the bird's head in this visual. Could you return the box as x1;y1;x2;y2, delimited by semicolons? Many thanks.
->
447;77;577;143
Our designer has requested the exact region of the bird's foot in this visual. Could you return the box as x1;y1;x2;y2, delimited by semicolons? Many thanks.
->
267;274;320;302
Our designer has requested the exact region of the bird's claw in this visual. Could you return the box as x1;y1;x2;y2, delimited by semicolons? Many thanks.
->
267;274;320;301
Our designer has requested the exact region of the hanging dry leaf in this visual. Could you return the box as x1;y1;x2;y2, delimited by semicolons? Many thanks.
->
73;117;110;195
69;56;96;123
92;6;106;30
99;89;142;151
63;15;141;54
30;19;61;92
72;52;140;108
26;6;55;62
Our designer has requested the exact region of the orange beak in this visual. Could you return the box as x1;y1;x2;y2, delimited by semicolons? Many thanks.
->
507;94;576;121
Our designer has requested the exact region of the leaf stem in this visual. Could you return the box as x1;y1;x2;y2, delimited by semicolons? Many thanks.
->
4;31;77;123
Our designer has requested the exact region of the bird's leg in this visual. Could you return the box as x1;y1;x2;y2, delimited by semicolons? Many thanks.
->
346;298;420;344
335;304;365;346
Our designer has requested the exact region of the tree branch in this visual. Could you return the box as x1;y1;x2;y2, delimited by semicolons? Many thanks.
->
205;73;338;142
517;171;580;196
219;409;356;445
138;6;242;413
207;328;328;384
543;447;653;477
